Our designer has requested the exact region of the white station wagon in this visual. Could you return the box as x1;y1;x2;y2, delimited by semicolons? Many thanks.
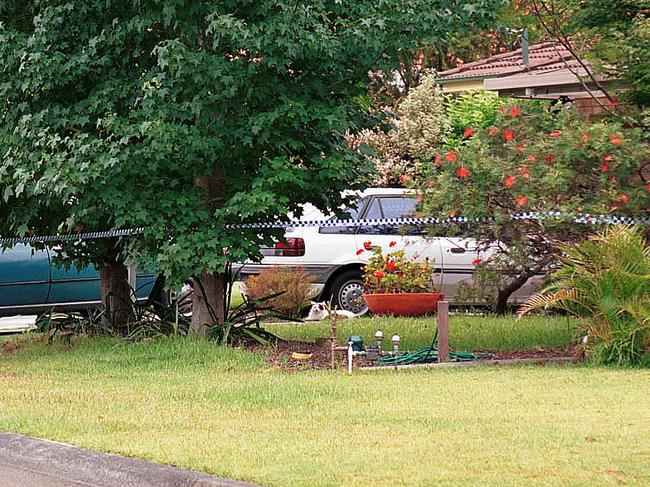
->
237;188;538;315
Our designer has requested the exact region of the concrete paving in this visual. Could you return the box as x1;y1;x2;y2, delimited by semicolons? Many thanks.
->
0;433;260;487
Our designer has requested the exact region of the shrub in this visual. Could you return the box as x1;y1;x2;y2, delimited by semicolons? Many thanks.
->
245;267;316;318
519;226;650;366
416;102;650;313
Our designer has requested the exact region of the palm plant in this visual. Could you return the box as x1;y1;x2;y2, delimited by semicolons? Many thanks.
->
519;226;650;366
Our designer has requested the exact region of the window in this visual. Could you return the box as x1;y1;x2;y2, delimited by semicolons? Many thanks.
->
319;198;365;234
358;196;421;235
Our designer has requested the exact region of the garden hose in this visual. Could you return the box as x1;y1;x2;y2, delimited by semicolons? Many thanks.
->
378;328;488;366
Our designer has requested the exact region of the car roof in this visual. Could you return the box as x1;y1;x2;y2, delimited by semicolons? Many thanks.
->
360;187;413;196
290;188;415;221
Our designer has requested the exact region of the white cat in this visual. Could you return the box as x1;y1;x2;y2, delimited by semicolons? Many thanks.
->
305;301;356;321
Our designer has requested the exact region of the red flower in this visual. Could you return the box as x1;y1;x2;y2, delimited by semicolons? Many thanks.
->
472;258;482;266
516;165;530;178
544;155;555;164
400;174;412;184
527;154;537;162
389;241;397;247
449;210;457;217
515;195;529;207
445;151;458;162
456;167;470;179
550;130;562;138
508;106;522;117
463;127;474;139
515;144;526;154
611;135;623;145
609;176;618;184
374;271;385;279
416;194;423;203
385;262;397;271
599;162;609;173
434;154;442;165
603;155;614;163
488;127;499;137
502;129;515;142
582;133;590;142
356;249;364;255
363;241;372;250
646;183;650;193
619;194;629;204
503;175;516;187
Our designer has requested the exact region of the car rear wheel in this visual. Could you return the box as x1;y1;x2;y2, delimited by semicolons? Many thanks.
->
329;270;368;316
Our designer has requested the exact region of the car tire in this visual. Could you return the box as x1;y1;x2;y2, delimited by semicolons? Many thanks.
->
329;270;368;316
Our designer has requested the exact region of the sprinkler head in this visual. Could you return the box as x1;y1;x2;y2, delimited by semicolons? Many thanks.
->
374;330;384;344
391;334;400;346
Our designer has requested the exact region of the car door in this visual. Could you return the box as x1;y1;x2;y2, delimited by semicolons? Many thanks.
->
47;248;102;306
0;244;50;309
437;236;491;299
355;195;443;286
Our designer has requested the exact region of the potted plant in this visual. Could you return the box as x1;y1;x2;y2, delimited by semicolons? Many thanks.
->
361;241;444;316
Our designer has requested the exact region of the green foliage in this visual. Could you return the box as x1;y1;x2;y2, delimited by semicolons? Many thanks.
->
361;242;437;293
0;1;501;290
395;70;451;160
453;262;507;306
207;292;289;346
445;91;518;147
245;266;316;318
560;0;650;108
519;226;650;366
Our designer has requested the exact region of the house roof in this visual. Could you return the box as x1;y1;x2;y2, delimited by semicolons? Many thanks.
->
438;42;610;99
437;42;574;82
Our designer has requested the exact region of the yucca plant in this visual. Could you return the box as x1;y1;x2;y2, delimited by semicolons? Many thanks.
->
519;226;650;366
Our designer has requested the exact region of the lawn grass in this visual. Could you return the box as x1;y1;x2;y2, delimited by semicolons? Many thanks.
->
1;335;648;486
265;314;576;351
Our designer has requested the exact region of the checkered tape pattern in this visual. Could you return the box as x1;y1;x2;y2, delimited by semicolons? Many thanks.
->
1;212;648;244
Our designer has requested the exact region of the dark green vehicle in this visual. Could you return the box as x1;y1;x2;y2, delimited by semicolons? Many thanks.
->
0;244;157;317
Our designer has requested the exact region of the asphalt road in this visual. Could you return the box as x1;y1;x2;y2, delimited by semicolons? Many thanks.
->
0;433;259;487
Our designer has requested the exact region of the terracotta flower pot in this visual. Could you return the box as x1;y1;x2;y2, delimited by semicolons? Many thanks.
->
363;292;444;317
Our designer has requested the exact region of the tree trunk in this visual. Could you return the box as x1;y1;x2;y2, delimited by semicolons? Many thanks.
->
190;271;226;337
189;169;227;336
495;272;533;315
494;256;554;315
99;258;134;333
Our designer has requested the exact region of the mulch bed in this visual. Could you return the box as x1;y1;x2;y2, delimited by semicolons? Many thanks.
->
253;338;578;371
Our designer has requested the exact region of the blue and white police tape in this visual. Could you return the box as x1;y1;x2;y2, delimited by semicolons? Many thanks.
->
0;227;146;245
0;212;648;245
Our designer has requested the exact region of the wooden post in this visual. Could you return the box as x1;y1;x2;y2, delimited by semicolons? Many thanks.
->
437;300;449;363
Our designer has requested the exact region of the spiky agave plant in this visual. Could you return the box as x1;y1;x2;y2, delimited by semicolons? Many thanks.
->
519;226;650;366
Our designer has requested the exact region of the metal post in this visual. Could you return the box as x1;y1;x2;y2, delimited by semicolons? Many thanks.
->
347;341;354;375
128;263;137;302
437;300;449;363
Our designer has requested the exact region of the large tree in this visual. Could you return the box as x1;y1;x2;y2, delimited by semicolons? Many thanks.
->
0;1;500;333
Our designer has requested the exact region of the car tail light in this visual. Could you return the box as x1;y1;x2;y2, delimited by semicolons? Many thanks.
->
274;238;305;257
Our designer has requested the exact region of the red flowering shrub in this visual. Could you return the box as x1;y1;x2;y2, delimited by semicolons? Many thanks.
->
361;244;438;294
416;104;650;312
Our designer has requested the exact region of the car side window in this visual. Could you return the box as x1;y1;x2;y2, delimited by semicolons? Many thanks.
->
357;198;385;235
318;198;363;234
358;196;422;235
380;197;417;219
381;197;424;235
